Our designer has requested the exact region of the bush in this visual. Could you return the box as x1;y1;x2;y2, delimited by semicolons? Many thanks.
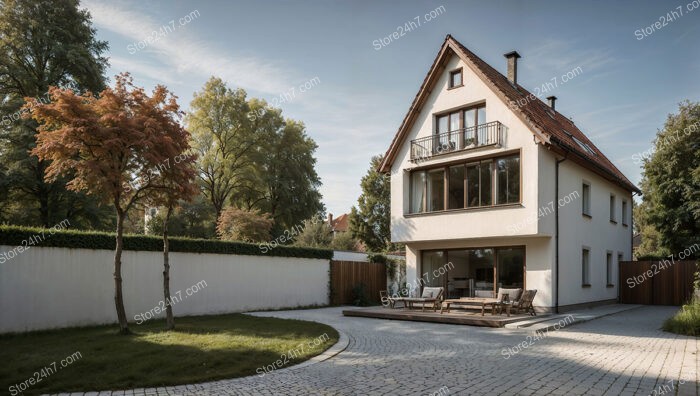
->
0;225;332;260
662;297;700;337
351;283;371;306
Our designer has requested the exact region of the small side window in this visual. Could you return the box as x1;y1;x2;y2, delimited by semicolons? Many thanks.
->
449;68;463;89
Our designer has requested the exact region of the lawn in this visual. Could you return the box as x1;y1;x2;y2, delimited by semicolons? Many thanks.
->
663;296;700;336
0;313;339;395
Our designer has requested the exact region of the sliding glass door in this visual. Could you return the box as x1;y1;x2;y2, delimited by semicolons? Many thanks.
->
421;247;524;298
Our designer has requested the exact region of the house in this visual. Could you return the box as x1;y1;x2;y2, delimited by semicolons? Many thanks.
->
378;35;639;313
327;213;349;237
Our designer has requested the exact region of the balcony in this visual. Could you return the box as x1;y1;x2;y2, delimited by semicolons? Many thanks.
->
410;121;505;162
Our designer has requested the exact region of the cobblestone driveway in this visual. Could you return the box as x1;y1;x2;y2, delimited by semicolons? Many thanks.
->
90;306;698;396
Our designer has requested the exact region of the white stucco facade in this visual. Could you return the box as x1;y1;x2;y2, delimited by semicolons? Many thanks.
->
388;51;634;311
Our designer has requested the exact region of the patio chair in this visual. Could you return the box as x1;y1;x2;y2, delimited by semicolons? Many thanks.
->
511;289;537;316
379;290;405;309
496;288;523;303
403;287;444;312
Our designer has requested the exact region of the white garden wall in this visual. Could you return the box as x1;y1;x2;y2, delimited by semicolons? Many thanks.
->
0;246;329;333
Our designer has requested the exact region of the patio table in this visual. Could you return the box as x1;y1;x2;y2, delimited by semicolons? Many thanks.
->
440;298;499;316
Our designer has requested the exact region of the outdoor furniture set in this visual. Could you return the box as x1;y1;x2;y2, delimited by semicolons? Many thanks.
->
380;287;538;316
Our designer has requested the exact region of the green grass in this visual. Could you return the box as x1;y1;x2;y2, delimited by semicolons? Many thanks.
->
663;296;700;336
0;314;338;395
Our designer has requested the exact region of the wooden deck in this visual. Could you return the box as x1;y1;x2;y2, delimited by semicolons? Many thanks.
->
342;306;534;328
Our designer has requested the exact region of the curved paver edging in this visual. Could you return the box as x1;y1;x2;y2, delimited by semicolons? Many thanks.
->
272;328;349;374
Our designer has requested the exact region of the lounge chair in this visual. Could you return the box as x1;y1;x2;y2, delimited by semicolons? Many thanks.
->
379;290;405;309
511;289;537;316
403;287;444;311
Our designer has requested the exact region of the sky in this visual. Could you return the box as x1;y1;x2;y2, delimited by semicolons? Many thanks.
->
82;0;700;216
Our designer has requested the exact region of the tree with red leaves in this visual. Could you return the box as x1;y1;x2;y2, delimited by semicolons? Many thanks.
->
26;73;192;334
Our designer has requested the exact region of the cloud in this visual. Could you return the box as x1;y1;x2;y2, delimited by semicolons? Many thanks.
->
82;0;395;216
83;0;294;95
521;39;616;75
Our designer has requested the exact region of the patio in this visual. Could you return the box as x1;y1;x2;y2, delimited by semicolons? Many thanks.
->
342;305;538;328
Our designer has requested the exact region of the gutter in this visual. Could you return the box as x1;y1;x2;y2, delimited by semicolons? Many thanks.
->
555;150;569;314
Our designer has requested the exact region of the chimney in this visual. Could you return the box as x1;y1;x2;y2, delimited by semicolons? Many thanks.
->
503;51;521;84
327;213;333;226
547;96;557;111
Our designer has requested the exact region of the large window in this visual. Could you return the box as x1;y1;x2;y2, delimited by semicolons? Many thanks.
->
448;165;465;209
423;247;523;299
410;171;426;213
409;154;519;214
427;169;444;211
496;155;520;204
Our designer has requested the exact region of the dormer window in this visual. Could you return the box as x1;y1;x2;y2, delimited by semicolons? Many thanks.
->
448;68;463;89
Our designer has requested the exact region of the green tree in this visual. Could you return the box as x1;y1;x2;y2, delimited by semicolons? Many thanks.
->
330;231;359;251
0;0;110;227
246;118;324;235
349;155;392;252
637;101;700;256
146;196;217;239
187;78;280;219
294;218;332;248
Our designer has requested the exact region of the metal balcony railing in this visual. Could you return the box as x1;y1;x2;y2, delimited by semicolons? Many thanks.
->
410;121;505;161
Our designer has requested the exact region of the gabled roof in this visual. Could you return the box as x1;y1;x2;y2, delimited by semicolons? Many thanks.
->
330;213;349;232
379;35;640;194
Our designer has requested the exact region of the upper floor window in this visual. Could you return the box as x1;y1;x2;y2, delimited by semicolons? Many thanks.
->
582;182;591;217
449;68;463;88
609;194;616;223
409;154;520;214
622;199;628;226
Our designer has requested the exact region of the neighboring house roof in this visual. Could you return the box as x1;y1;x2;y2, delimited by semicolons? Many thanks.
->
330;213;349;233
378;35;640;194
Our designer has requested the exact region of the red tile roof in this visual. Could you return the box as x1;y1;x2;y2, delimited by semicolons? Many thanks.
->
379;35;639;194
331;213;349;232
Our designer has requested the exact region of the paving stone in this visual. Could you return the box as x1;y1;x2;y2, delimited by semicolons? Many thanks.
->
52;306;698;396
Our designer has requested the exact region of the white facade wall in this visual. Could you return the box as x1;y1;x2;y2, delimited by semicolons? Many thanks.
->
543;150;634;306
0;246;329;333
389;53;633;310
390;54;543;243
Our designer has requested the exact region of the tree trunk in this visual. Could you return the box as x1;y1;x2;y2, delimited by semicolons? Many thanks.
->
114;208;130;334
163;206;175;330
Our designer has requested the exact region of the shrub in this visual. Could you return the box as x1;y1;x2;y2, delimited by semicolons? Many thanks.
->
0;225;332;260
662;296;700;337
351;283;371;306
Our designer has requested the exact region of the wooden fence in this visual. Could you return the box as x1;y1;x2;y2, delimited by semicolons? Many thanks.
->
619;260;698;305
330;260;387;305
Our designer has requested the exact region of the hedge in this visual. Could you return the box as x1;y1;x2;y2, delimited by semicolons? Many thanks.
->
0;225;333;260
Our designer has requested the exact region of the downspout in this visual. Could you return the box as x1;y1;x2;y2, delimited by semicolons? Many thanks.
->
555;152;569;314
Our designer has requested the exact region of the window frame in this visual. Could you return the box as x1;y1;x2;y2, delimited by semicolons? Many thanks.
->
448;68;463;89
582;182;591;218
406;151;521;216
609;194;617;224
606;251;614;287
582;247;591;287
621;199;628;226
